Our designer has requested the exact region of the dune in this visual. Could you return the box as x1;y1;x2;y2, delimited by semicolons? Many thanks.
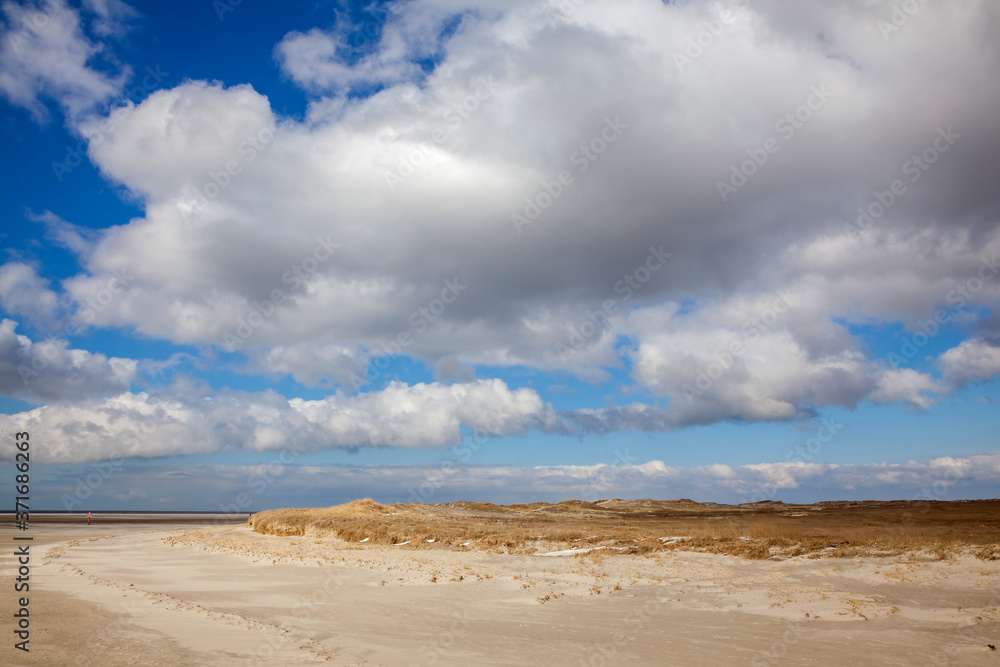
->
4;499;998;665
246;497;1000;560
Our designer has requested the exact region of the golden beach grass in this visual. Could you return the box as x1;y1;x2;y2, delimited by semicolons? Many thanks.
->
247;497;1000;559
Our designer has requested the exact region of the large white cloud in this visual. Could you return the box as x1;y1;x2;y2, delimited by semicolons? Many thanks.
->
2;0;1000;439
0;318;135;402
0;378;564;463
620;288;947;426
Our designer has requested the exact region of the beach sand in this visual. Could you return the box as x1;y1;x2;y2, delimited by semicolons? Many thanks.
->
2;521;998;665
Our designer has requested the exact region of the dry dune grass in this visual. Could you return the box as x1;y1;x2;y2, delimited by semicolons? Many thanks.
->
247;498;1000;559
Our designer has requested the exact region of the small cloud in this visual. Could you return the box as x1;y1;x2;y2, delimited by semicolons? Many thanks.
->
0;0;131;122
940;339;1000;389
32;210;99;258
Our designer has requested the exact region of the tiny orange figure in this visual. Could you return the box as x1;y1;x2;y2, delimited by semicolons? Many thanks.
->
87;511;91;525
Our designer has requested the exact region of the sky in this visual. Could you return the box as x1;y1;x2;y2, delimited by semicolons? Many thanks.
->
0;0;998;512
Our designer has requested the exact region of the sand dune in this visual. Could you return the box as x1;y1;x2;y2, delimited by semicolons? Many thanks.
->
247;497;1000;560
2;500;997;665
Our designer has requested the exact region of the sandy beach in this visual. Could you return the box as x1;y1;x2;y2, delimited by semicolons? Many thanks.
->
2;517;998;666
3;0;1000;664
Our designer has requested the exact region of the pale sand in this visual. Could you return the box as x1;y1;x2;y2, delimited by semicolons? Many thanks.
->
2;523;998;665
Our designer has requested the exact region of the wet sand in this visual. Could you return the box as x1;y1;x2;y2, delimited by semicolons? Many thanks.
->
1;522;998;665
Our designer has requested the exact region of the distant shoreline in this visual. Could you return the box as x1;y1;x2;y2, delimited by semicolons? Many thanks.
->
0;511;251;524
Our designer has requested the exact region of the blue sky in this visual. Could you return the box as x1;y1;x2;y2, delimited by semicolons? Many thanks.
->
1;0;999;511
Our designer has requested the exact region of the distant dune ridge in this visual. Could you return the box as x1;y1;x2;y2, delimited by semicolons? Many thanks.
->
247;497;1000;560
